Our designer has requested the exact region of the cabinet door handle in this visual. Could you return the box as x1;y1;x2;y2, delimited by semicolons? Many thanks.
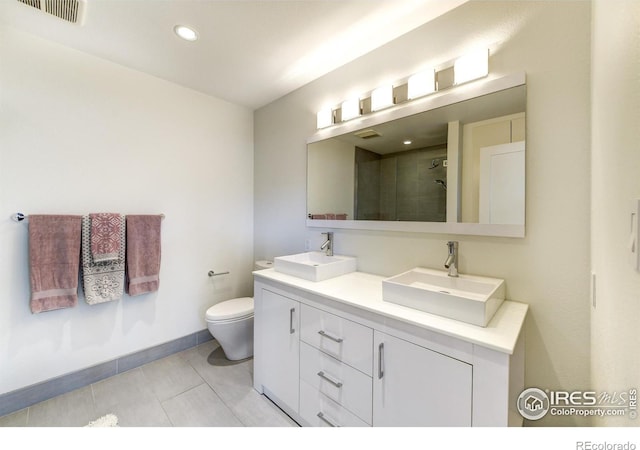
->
378;342;384;379
318;330;344;343
317;371;343;388
289;308;295;334
317;412;340;427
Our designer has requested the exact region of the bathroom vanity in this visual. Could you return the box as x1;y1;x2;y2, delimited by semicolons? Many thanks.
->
252;268;528;427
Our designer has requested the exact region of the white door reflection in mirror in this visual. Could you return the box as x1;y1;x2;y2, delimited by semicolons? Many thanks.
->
479;141;525;225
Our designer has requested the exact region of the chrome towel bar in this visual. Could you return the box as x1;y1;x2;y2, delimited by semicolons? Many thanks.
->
12;212;165;222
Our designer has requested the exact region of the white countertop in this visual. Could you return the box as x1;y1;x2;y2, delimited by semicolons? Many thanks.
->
254;269;528;355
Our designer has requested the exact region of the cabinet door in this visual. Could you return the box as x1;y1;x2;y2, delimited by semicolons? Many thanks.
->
259;289;300;414
373;331;472;426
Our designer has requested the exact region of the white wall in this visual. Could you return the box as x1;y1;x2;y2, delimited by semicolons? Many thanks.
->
255;1;592;425
591;0;640;426
0;27;254;395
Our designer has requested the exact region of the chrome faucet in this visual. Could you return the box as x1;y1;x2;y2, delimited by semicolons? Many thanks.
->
444;241;459;277
320;232;333;256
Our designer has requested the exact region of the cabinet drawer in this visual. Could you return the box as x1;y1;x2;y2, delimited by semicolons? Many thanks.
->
300;342;372;424
300;304;373;376
299;380;370;427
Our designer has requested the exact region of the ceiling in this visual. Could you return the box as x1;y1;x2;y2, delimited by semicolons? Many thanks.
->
0;0;467;110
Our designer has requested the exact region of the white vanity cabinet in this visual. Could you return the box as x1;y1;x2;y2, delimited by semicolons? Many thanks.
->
373;331;472;426
253;288;300;418
253;271;528;427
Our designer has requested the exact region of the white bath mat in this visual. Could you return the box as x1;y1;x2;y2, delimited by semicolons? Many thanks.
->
85;413;119;427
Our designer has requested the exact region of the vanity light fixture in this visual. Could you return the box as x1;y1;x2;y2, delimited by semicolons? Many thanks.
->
370;84;394;111
341;98;361;122
315;49;489;129
316;108;333;129
407;69;436;99
174;25;198;42
454;49;489;85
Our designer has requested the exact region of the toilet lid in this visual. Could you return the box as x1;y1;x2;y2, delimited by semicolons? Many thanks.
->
206;297;254;321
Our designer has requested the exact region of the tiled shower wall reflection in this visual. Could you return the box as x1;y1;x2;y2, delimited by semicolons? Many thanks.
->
355;146;447;222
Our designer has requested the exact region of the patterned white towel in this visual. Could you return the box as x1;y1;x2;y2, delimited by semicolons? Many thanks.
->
82;214;125;305
89;213;122;262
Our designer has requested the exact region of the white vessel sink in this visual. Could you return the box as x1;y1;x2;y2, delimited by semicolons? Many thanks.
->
274;251;357;282
382;267;505;327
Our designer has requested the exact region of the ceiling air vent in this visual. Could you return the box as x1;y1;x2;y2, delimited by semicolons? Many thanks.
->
17;0;86;25
354;129;382;139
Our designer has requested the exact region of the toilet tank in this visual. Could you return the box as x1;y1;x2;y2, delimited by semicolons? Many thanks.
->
254;260;273;271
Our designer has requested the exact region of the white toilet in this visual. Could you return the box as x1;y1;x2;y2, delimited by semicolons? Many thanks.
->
205;260;272;360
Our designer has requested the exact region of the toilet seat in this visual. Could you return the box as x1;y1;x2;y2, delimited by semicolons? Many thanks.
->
206;297;254;322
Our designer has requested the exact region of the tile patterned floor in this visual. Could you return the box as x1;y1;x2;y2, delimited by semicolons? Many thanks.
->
0;340;299;427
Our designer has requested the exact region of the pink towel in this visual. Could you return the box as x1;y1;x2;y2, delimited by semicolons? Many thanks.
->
126;215;162;296
89;213;121;263
28;215;82;313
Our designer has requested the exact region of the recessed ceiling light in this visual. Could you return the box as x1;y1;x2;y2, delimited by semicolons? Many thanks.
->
174;25;198;42
403;140;412;145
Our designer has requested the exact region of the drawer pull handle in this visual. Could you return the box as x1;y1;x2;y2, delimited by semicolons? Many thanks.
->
317;371;343;388
289;308;295;334
317;412;340;427
378;342;385;380
318;330;343;343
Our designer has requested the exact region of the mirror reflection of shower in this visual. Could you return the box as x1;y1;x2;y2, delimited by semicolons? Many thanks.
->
355;145;447;222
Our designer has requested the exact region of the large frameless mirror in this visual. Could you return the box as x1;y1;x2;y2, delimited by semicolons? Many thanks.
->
307;74;526;238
